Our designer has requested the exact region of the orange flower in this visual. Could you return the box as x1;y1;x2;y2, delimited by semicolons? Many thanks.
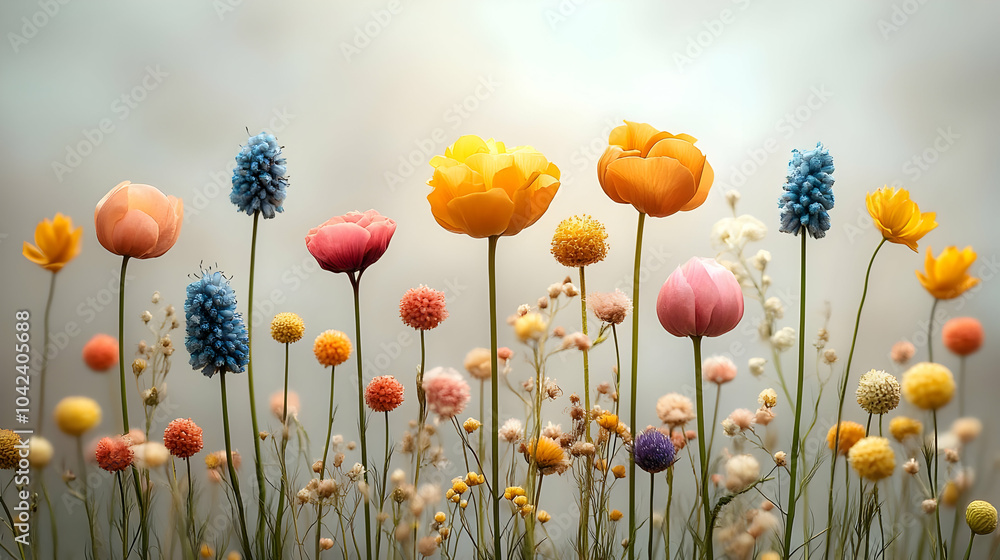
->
23;213;82;272
865;187;937;252
597;121;713;218
427;136;560;238
916;246;979;300
94;181;183;259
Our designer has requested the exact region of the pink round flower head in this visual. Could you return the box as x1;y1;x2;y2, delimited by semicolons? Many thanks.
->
891;340;916;365
399;285;449;331
270;391;300;420
588;290;632;325
164;418;204;459
657;257;744;338
728;408;755;431
703;355;737;384
82;334;119;372
95;436;134;472
365;375;405;412
656;392;696;428
942;317;983;356
497;347;513;362
126;428;146;445
422;367;471;418
305;210;396;274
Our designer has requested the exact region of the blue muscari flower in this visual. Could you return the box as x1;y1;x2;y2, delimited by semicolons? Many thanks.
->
633;427;676;474
778;142;835;238
231;132;288;219
184;270;249;377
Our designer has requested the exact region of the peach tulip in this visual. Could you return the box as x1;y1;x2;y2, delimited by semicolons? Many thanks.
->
305;210;396;274
94;181;183;259
656;257;744;338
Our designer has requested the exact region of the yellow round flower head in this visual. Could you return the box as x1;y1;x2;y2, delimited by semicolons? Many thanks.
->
28;436;54;469
967;500;998;535
313;330;352;367
609;509;624;522
889;416;923;442
826;421;866;455
514;312;548;343
525;436;570;475
848;437;895;480
902;362;955;410
856;369;900;415
0;429;21;470
551;214;609;267
270;312;305;344
865;187;937;252
22;212;83;272
917;246;980;300
53;396;102;437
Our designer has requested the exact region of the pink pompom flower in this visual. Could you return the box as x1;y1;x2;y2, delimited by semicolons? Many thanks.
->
304;210;396;275
399;285;449;331
656;257;744;339
422;367;471;418
365;375;405;412
703;355;737;385
95;436;134;472
82;334;119;372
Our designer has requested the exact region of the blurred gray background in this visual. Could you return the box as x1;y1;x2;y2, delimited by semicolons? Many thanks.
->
2;1;998;557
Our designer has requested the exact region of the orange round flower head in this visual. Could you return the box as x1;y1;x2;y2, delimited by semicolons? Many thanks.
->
865;187;937;251
82;334;119;372
942;317;983;356
827;421;865;455
94;181;183;259
917;246;979;300
598;120;714;218
23;212;83;272
163;418;204;458
524;436;570;476
95;436;134;472
399;285;448;331
550;215;608;267
365;375;405;412
313;330;352;367
426;135;561;238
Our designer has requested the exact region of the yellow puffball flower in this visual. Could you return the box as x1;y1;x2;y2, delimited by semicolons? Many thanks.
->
313;330;352;367
902;362;955;410
551;215;609;268
53;396;102;437
537;510;551;523
611;465;627;479
917;246;980;300
270;312;305;344
434;511;446;524
609;509;624;522
889;416;923;442
596;413;619;431
525;436;570;476
451;480;469;495
967;500;998;535
23;212;83;272
426;135;560;238
848;437;895;481
513;495;528;507
28;436;54;469
463;418;481;433
865;187;937;252
0;430;21;470
826;421;866;455
514;313;548;343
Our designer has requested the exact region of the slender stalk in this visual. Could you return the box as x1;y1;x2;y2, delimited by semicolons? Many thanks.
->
647;474;656;560
349;273;374;560
273;342;291;557
959;357;966;417
612;325;622;418
374;411;390;560
77;437;98;560
963;532;976;560
1;491;26;560
220;371;253;558
487;235;501;560
692;335;713;559
579;265;592;556
628;211;646;560
245;210;267;550
40;476;58;560
783;231;808;559
664;467;673;558
186;457;196;548
37;272;56;433
414;330;427;559
824;238;885;559
478;380;486;551
317;364;336;559
117;471;128;557
932;410;947;559
928;298;940;363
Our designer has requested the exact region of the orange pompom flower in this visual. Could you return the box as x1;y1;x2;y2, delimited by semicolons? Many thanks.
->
364;376;405;412
942;317;984;356
164;418;204;459
313;330;352;367
95;436;134;472
82;334;119;372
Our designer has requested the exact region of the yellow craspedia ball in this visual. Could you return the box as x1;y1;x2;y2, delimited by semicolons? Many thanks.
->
826;421;866;455
0;429;21;470
848;437;895;480
889;416;923;442
609;509;623;522
270;312;305;344
313;330;352;367
53;396;102;437
966;500;998;535
551;214;609;268
901;362;955;410
28;436;54;469
514;312;548;343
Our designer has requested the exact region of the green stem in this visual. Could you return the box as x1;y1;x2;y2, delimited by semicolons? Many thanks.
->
928;298;939;363
1;490;26;560
321;365;336;473
665;467;673;558
963;532;976;560
40;476;58;560
579;265;592;556
186;457;195;549
220;371;253;558
933;410;946;559
647;474;656;560
274;342;291;557
612;324;621;418
414;330;427;559
374;411;390;560
487;235;501;560
37;272;56;433
824;238;886;559
783;231;808;559
245;211;267;551
628;211;646;560
77;438;97;560
117;471;128;557
349;273;373;560
478;380;486;551
692;335;713;559
959;357;966;417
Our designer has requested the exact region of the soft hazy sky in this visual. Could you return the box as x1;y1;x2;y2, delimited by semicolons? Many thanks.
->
2;1;998;554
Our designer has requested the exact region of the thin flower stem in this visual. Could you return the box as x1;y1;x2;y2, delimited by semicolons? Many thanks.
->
928;298;940;363
579;265;592;556
647;474;656;560
349;273;374;560
628;211;646;560
783;231;808;559
220;371;253;558
37;272;56;433
186;457;196;548
414;330;427;560
117;471;128;557
933;410;947;559
273;342;290;557
707;384;721;461
76;437;97;560
40;476;58;560
612;324;621;418
963;531;976;560
692;335;713;559
959;356;966;417
375;412;390;560
488;235;501;560
824;238;886;559
321;365;336;474
245;210;267;552
478;379;486;552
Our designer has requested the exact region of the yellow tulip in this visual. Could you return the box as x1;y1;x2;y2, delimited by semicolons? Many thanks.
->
22;212;82;272
917;246;979;300
597;120;714;218
427;135;560;238
865;186;937;251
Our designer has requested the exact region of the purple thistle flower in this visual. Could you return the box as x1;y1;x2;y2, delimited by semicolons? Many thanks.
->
633;427;676;474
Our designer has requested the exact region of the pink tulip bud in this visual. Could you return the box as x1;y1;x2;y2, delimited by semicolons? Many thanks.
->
305;210;396;274
656;257;744;338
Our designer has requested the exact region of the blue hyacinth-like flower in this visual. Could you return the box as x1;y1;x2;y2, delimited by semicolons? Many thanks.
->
633;427;676;474
184;269;249;377
231;132;288;219
778;142;835;238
